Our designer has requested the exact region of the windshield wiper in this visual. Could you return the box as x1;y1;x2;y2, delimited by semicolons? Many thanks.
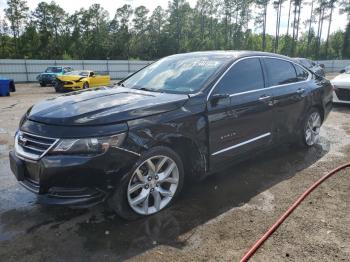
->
139;87;156;92
133;87;163;93
116;82;125;87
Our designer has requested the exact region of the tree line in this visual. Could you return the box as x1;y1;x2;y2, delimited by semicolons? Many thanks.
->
0;0;350;60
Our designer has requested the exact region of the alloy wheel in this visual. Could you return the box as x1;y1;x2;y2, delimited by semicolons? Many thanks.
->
127;155;179;215
305;111;321;146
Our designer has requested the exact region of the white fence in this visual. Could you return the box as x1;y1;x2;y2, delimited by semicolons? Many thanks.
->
0;59;349;82
0;59;152;82
317;60;350;73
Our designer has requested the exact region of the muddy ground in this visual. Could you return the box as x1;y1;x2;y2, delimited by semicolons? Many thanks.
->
0;81;349;261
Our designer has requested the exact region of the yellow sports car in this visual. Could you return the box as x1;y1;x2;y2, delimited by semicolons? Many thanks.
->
55;70;110;92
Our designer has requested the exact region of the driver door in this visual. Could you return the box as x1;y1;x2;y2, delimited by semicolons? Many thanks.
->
89;72;97;86
207;57;274;170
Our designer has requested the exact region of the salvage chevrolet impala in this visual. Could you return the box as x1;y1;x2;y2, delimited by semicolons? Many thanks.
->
9;51;333;219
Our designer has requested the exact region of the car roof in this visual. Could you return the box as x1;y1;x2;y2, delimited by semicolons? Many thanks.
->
169;50;295;63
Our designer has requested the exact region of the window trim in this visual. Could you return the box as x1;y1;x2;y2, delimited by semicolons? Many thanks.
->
207;55;311;101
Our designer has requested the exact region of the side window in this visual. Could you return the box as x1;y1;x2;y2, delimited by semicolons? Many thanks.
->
264;58;297;86
294;64;309;81
216;58;264;94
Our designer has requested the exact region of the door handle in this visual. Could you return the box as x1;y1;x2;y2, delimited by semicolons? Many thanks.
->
296;88;305;94
259;95;272;101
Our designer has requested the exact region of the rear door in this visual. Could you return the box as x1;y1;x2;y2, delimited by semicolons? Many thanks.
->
262;58;311;140
207;57;274;169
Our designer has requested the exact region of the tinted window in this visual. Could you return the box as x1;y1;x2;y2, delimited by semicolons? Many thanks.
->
216;58;264;94
264;58;297;86
294;64;309;81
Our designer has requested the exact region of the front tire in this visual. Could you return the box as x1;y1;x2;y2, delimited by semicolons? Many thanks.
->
40;82;46;87
300;108;322;147
108;146;184;220
83;82;89;89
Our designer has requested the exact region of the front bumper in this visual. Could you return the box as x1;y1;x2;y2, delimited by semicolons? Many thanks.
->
9;143;138;207
55;82;83;92
39;77;56;85
20;177;106;207
333;89;350;104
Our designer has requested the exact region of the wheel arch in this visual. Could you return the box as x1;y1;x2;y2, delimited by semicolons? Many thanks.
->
312;104;325;123
152;135;208;180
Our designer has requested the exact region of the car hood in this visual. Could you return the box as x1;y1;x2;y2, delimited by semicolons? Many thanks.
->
57;75;86;81
331;73;350;85
26;87;189;126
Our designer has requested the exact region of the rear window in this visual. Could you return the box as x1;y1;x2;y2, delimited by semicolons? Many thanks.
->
264;58;297;86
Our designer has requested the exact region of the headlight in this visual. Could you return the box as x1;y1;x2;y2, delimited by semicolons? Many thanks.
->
51;133;126;155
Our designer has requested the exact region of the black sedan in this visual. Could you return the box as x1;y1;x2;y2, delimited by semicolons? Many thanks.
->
9;51;333;219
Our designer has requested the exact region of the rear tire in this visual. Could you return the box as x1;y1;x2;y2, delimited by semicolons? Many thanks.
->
83;82;89;89
108;146;184;220
299;108;322;147
40;82;46;87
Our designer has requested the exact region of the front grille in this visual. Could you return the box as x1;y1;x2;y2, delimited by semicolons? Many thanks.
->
335;88;350;101
15;131;58;160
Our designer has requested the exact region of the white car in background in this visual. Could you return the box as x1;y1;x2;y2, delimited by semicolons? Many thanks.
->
331;69;350;104
340;65;350;73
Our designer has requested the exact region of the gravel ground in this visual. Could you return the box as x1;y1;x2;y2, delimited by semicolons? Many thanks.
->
0;80;349;262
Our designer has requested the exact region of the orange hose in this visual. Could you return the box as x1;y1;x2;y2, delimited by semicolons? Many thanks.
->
240;162;350;262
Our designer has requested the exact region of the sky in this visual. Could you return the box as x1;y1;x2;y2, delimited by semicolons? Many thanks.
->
0;0;348;39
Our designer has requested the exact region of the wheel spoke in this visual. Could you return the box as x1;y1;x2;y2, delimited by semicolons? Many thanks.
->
156;157;168;173
135;169;145;183
130;190;149;206
146;159;156;173
162;177;178;184
314;115;321;127
142;194;150;214
152;190;162;211
307;120;313;130
158;187;173;197
159;162;176;181
305;130;312;144
128;183;145;194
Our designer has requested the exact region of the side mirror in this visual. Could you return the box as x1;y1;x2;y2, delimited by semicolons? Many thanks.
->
210;93;230;106
319;64;325;69
340;69;345;74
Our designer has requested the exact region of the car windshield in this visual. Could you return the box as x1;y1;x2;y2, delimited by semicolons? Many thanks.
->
122;54;231;94
45;67;62;73
65;71;90;77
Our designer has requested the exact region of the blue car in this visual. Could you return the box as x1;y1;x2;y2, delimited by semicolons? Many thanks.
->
36;66;73;87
